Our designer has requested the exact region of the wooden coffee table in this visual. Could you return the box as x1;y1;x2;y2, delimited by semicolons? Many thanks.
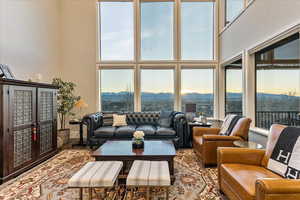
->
92;140;176;183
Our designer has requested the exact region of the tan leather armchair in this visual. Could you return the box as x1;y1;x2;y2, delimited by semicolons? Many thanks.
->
218;124;300;200
193;117;252;166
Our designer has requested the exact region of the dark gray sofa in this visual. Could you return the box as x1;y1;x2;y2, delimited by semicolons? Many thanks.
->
83;111;188;148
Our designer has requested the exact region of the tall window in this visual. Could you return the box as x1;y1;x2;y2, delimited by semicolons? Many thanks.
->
181;2;214;60
181;68;214;117
225;0;244;25
256;34;300;129
141;69;174;111
225;59;243;116
100;69;134;112
141;1;174;60
100;2;134;60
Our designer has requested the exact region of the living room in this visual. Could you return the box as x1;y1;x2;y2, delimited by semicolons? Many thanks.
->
0;0;299;199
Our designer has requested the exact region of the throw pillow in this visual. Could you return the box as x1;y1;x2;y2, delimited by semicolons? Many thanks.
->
158;111;173;128
267;127;300;179
219;114;236;135
102;113;113;126
227;116;242;136
112;114;127;127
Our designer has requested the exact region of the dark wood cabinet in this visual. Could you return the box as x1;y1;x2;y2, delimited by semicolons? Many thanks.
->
0;79;58;183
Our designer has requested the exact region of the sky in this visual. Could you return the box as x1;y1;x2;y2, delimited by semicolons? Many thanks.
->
226;69;242;93
226;0;244;23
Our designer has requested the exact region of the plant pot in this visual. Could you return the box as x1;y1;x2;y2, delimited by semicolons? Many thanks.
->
57;129;70;148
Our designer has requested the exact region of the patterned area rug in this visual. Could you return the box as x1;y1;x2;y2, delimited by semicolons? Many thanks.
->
0;149;223;200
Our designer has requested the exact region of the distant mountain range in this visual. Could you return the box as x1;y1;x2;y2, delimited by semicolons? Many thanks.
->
102;92;300;101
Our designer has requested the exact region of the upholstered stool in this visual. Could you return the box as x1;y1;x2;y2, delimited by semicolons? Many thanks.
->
68;161;123;200
127;160;170;200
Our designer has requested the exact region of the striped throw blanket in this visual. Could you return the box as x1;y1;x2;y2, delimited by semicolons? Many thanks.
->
267;127;300;179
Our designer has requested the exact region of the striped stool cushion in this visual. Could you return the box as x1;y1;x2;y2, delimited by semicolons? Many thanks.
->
68;161;123;188
127;160;170;186
148;161;170;186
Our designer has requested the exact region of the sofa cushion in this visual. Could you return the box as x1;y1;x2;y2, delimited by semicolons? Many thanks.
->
94;126;116;138
136;125;156;136
115;125;137;137
220;163;282;200
158;111;173;128
156;127;176;136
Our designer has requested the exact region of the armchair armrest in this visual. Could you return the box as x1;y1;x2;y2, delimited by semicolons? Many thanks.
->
193;127;220;137
256;178;300;199
218;147;265;166
202;135;241;141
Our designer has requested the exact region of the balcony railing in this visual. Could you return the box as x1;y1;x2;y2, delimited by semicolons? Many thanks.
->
226;111;300;130
256;111;300;129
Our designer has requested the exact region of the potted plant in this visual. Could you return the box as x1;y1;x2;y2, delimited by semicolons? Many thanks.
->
52;78;80;147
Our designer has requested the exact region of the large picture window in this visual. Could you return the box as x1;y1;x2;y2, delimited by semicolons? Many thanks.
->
256;34;300;129
225;59;243;116
99;2;134;60
141;1;174;60
181;68;214;117
181;2;214;60
100;69;134;112
97;0;216;113
141;69;174;111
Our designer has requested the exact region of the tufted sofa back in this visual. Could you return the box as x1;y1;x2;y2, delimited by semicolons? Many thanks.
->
125;112;160;126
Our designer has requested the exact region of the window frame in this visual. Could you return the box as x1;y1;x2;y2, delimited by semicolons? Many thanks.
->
98;65;136;111
221;0;254;30
254;33;300;130
180;65;216;117
224;60;243;116
97;0;218;115
224;0;245;26
139;0;176;61
180;0;216;61
139;65;176;111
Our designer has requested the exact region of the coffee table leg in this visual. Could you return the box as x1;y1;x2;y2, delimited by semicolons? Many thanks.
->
79;188;83;200
168;159;174;176
168;159;175;184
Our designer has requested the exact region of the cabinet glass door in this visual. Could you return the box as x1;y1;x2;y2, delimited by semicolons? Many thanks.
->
37;88;57;157
9;86;36;172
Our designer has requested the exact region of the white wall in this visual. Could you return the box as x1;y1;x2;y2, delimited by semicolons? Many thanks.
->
220;0;300;61
60;0;97;114
0;0;61;82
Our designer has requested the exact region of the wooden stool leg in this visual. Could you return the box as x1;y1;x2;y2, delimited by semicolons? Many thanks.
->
146;187;150;200
131;188;134;200
89;188;92;200
79;188;83;200
166;188;169;200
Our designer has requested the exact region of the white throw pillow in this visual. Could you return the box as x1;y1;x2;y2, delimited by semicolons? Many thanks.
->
112;114;127;127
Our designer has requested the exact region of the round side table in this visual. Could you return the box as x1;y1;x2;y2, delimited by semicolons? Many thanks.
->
233;140;263;149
